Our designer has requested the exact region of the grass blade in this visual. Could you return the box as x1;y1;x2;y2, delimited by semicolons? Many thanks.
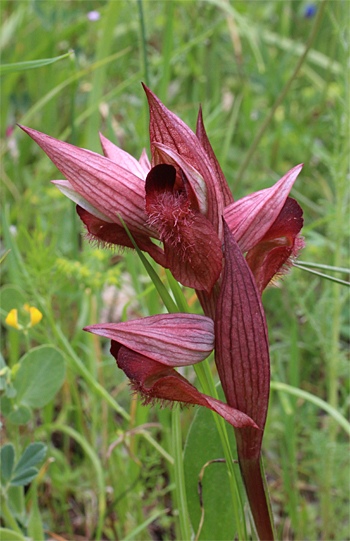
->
270;381;350;435
294;264;350;286
297;261;350;274
0;51;74;75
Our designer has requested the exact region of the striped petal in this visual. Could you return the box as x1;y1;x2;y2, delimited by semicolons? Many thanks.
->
224;164;303;252
19;125;153;237
85;313;215;367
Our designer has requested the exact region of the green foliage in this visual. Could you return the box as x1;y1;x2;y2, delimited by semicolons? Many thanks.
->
0;0;348;539
1;442;46;487
0;346;66;425
0;529;25;541
13;346;66;408
184;386;245;541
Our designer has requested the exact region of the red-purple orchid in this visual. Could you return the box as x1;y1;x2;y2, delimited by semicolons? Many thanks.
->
21;86;306;541
84;314;258;430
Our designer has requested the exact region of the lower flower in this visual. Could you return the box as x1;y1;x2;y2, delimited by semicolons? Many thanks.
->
111;342;258;429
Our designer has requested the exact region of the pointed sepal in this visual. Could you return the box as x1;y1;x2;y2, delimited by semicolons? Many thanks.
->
224;164;303;252
85;313;215;367
19;125;152;236
196;105;234;207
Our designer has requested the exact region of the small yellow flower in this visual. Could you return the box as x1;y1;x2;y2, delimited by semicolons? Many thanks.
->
24;304;43;327
5;309;20;330
5;304;43;330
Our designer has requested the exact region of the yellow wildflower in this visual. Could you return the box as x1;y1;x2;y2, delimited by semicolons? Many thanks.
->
5;309;20;329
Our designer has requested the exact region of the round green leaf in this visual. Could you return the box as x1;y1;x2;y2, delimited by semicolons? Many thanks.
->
8;405;31;425
184;385;245;541
13;345;66;408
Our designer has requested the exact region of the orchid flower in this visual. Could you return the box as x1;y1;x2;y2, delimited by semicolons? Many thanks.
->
84;313;258;430
19;86;303;300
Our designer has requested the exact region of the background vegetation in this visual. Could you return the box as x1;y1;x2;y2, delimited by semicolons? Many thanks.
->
1;1;349;540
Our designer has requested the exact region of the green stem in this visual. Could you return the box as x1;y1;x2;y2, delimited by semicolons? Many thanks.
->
137;0;150;87
234;0;327;188
0;493;23;535
172;408;192;540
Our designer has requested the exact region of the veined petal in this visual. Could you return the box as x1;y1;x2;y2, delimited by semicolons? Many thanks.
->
113;344;258;429
77;206;166;267
196;106;234;207
139;148;151;176
152;142;208;215
84;313;215;367
99;133;147;180
215;221;270;459
246;197;305;294
142;85;225;238
52;179;113;223
19;125;152;237
224;164;303;252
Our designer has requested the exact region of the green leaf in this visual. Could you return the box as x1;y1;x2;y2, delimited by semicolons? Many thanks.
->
0;51;74;75
0;528;25;541
184;386;245;541
13;345;66;408
10;467;39;487
7;405;31;426
27;482;44;541
13;443;47;479
5;386;17;399
1;443;15;482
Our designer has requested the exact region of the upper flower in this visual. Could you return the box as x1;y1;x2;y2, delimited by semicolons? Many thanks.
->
20;85;304;297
